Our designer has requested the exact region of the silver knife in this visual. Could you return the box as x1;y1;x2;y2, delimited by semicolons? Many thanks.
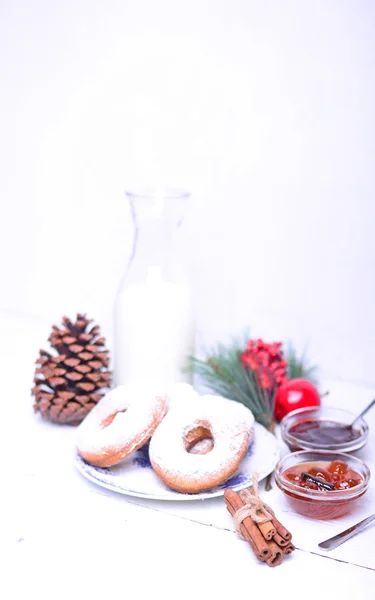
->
318;514;375;551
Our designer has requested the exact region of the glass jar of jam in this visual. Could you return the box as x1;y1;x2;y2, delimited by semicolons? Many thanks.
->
280;406;369;453
275;451;370;519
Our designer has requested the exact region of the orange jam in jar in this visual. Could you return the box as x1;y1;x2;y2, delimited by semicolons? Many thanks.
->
275;452;370;519
283;460;362;492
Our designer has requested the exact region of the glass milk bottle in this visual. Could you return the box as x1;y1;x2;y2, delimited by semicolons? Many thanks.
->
114;188;195;389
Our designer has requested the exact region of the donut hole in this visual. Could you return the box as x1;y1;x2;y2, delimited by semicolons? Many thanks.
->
101;410;126;429
184;423;214;455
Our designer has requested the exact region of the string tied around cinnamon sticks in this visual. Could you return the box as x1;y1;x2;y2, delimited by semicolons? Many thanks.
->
224;474;295;567
233;473;275;538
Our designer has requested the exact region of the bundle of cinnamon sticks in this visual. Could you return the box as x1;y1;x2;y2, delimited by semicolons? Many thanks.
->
224;487;295;567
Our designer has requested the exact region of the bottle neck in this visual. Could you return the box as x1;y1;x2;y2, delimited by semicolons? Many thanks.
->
127;194;186;284
134;213;176;265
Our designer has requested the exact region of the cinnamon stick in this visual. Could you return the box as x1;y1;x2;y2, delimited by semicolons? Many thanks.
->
239;489;276;540
224;489;271;561
225;486;294;567
283;543;295;555
266;540;284;567
257;520;276;541
273;532;288;548
225;498;265;561
237;488;283;566
242;485;293;545
271;516;292;541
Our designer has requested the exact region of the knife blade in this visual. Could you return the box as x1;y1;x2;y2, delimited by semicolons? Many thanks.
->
318;514;375;551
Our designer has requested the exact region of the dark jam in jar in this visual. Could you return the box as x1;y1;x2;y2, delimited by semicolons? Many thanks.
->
288;419;362;446
278;460;365;519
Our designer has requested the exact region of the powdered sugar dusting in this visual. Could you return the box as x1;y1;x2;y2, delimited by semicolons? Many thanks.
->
149;395;254;485
189;437;214;454
165;383;199;410
76;421;280;501
76;384;167;460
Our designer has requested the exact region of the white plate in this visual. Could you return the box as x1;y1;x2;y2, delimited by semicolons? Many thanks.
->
75;422;280;501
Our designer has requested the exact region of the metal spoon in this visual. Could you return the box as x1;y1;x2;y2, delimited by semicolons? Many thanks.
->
332;397;375;432
318;514;375;551
349;397;375;427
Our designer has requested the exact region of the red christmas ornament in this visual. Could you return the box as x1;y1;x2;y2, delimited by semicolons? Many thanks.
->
274;378;321;421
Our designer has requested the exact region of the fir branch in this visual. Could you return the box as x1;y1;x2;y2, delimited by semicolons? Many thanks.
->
285;342;318;385
189;335;319;433
188;335;275;430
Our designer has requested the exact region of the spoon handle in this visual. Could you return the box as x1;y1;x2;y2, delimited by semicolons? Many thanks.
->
318;514;375;551
352;397;375;425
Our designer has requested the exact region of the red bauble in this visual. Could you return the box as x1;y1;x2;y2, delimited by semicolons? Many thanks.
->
274;378;321;421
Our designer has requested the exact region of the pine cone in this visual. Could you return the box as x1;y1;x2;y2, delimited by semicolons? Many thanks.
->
32;313;112;425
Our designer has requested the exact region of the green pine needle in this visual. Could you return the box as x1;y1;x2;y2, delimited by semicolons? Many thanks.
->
189;336;319;432
188;335;275;431
285;342;318;385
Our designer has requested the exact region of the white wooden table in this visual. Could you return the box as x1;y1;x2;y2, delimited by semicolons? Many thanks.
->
2;311;375;599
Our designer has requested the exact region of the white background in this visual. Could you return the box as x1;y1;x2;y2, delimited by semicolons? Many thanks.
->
1;0;374;387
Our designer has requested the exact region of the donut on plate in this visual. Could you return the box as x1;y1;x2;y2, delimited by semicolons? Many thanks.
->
149;395;254;494
165;383;199;410
76;385;167;467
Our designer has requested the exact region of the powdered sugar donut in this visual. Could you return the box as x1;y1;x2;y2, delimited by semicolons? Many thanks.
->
76;385;167;467
149;395;254;494
165;383;199;410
